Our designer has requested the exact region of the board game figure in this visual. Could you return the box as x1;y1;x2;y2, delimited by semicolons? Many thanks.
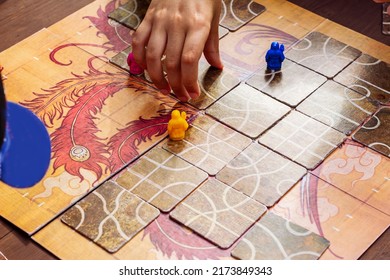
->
127;52;144;76
167;109;188;141
0;73;51;188
265;42;285;71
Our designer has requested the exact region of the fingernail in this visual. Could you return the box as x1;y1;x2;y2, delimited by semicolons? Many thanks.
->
189;92;200;100
178;96;189;102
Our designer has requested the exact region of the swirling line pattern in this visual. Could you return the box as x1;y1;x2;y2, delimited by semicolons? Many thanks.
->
170;178;267;249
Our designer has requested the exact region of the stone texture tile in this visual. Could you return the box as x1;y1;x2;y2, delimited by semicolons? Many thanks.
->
219;26;229;39
231;212;330;260
334;53;390;105
258;111;346;170
246;59;326;107
312;140;390;215
188;63;240;110
61;181;160;253
352;107;390;157
286;31;361;78
116;146;208;212
220;0;265;31
206;83;291;138
164;115;251;175
109;46;131;72
108;0;151;30
297;80;378;135
170;179;267;249
216;143;306;207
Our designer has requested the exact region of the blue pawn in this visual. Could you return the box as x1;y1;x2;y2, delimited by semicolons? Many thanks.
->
1;77;51;188
265;42;285;71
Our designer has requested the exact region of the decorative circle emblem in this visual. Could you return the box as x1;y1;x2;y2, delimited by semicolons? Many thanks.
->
69;145;90;162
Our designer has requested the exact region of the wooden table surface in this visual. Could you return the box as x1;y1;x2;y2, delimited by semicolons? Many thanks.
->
0;0;388;260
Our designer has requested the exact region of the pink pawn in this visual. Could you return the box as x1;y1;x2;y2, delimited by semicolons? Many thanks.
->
127;52;144;76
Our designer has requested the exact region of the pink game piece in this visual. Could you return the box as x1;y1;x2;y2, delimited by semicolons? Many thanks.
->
127;52;144;76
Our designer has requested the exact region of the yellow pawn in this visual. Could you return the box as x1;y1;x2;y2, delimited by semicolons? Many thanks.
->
168;110;188;141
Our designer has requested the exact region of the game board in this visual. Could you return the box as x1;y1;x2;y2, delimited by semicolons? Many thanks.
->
0;0;389;260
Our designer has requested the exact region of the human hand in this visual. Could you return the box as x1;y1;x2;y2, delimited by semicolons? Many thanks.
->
373;0;390;15
132;0;223;102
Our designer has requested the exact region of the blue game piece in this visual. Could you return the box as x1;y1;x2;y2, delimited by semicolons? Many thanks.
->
265;42;285;71
0;78;51;188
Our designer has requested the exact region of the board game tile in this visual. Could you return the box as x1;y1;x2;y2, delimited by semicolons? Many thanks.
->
246;59;327;107
352;107;390;157
109;46;131;72
272;174;390;260
286;31;361;78
163;114;251;175
258;110;346;170
188;63;240;110
297;80;378;135
383;3;390;35
312;140;390;215
115;146;208;212
170;178;267;249
206;83;291;138
216;143;306;207
231;212;329;260
218;26;229;39
108;0;151;30
61;180;160;253
219;0;265;31
334;53;390;105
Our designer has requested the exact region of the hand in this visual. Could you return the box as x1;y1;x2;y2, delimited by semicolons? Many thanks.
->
373;0;390;15
132;0;223;102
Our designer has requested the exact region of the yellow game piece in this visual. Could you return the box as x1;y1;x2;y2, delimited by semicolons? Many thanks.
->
167;109;189;141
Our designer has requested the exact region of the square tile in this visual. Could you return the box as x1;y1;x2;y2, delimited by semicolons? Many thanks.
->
383;3;390;35
220;0;266;31
312;140;390;215
108;0;151;30
115;146;208;212
334;53;390;105
61;181;160;253
206;83;291;138
258;111;346;170
109;46;131;72
297;80;378;135
217;143;306;207
246;59;327;107
352;107;390;157
170;179;267;249
286;32;361;78
218;26;229;39
231;212;330;260
163;115;251;175
188;64;240;110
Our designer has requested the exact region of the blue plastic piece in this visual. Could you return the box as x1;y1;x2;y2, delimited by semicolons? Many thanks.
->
0;102;51;188
265;42;285;71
